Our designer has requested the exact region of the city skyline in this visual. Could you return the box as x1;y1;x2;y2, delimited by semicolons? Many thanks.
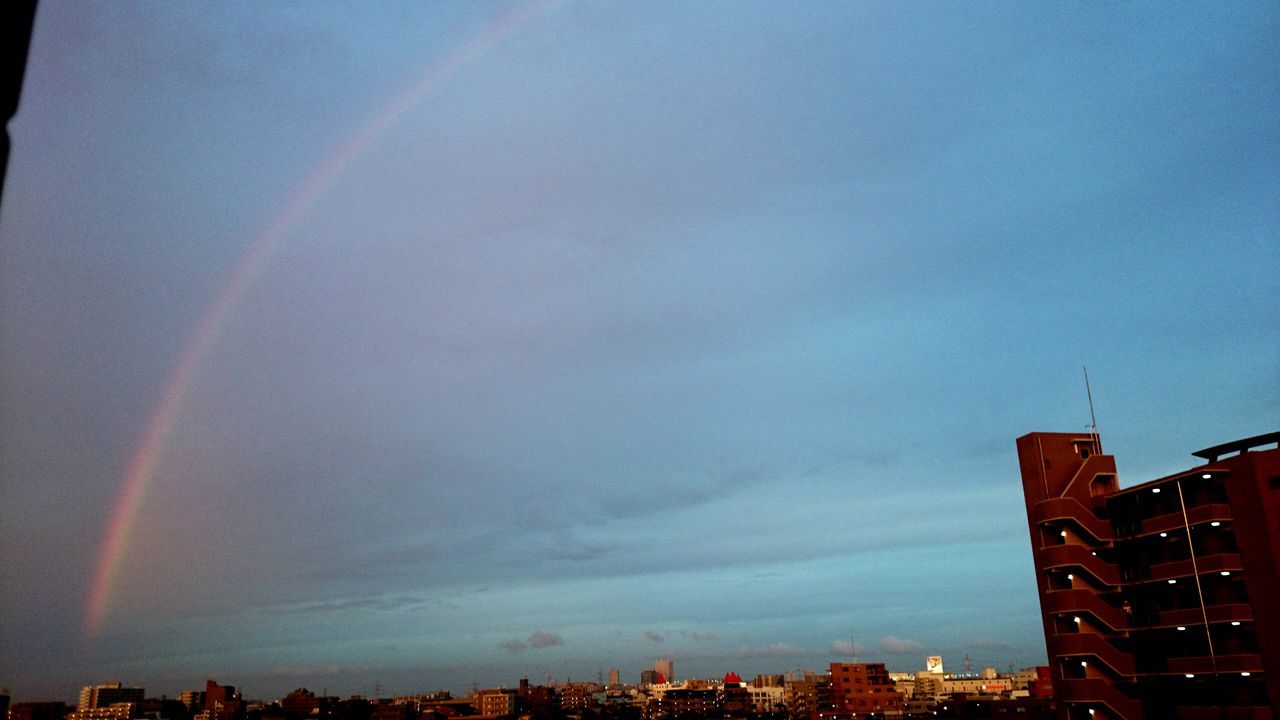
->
9;654;1030;706
2;0;1277;704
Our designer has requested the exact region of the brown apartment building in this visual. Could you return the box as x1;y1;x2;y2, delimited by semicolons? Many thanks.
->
1017;430;1280;719
827;663;903;718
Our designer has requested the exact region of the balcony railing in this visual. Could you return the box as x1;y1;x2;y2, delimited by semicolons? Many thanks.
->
1053;633;1136;676
1146;552;1244;582
1053;678;1142;720
1166;653;1264;675
1040;544;1120;586
1134;503;1233;538
1031;497;1113;543
1155;603;1253;629
1043;589;1130;631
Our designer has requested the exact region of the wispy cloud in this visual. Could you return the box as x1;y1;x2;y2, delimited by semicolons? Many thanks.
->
728;642;806;659
880;636;924;655
528;630;564;649
500;630;563;654
261;594;436;615
264;663;354;678
966;638;1012;651
830;640;869;656
644;630;665;643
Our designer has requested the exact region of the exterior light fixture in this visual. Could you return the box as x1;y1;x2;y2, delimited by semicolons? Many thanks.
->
1185;674;1195;679
1080;661;1087;667
1221;571;1231;576
1091;551;1097;556
1232;621;1242;626
1152;488;1161;494
1202;473;1212;479
1067;574;1074;580
1177;626;1187;631
1061;530;1067;537
1088;711;1095;717
1210;521;1221;527
1160;532;1168;537
1168;579;1177;584
1241;672;1251;677
1074;616;1081;624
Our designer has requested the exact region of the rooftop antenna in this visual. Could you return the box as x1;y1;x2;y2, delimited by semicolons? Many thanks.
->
1084;366;1100;452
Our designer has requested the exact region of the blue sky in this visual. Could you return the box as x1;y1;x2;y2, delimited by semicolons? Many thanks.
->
1;0;1277;701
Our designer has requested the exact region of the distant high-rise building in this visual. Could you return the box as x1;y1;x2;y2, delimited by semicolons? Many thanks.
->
654;659;674;683
607;669;620;686
204;680;235;712
1018;430;1280;719
200;679;242;720
640;670;660;686
178;693;204;713
79;684;144;712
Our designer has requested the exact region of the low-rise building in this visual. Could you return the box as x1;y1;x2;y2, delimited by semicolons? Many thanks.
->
472;691;514;718
828;663;903;718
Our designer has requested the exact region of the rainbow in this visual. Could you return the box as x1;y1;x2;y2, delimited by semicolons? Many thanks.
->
85;0;562;639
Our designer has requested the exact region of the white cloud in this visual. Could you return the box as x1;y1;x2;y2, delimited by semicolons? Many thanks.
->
879;636;924;654
830;640;869;656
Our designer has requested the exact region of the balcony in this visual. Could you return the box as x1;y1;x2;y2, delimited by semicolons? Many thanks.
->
1135;504;1233;538
1054;633;1136;676
1166;653;1264;675
1054;678;1142;720
1031;497;1113;542
1155;603;1253;629
1147;552;1244;583
1040;544;1120;585
1043;589;1130;631
1174;709;1275;720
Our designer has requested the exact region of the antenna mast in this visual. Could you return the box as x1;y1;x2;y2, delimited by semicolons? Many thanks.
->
1083;366;1100;451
